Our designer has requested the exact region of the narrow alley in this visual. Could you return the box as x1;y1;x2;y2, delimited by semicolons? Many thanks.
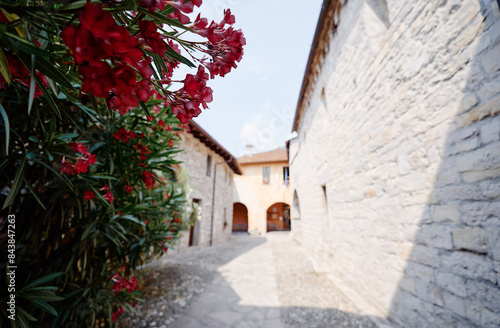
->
118;233;375;328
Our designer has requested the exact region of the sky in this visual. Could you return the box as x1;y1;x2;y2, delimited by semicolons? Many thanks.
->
183;0;323;157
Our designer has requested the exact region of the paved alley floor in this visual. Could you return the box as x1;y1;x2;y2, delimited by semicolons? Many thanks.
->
118;232;375;328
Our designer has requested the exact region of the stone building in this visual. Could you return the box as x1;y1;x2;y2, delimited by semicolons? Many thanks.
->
233;147;291;235
289;0;500;327
174;120;241;252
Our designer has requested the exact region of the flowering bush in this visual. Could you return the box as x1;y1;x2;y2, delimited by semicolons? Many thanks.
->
0;0;244;326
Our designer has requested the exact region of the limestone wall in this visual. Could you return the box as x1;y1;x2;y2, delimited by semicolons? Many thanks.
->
290;0;500;326
174;132;235;251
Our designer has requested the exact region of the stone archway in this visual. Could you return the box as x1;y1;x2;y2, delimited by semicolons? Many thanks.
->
232;202;248;231
266;202;290;232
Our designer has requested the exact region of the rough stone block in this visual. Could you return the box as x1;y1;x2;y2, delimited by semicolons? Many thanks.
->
461;201;500;226
415;224;453;250
399;276;416;295
455;96;500;128
458;93;478;114
481;41;500;77
412;245;440;268
485;226;500;261
457;141;500;172
452;227;488;253
432;204;460;223
442;251;496;283
480;118;500;145
443;291;466;317
426;284;443;307
466;279;500;313
462;167;500;183
414;279;428;301
480;180;500;199
435;271;467;297
435;184;483;201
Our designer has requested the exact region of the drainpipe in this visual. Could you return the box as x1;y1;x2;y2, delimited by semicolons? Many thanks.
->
210;158;234;246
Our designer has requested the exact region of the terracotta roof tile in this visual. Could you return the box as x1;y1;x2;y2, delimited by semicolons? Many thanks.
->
238;148;288;164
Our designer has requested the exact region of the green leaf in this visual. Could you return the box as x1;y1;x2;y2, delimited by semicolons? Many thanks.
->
165;46;196;68
137;7;191;30
23;178;46;210
56;133;79;140
28;298;58;317
24;272;63;288
138;100;151;117
35;76;61;119
24;290;64;302
35;57;73;89
28;54;35;115
2;157;25;210
0;47;11;85
0;103;10;155
16;307;37;322
5;32;58;58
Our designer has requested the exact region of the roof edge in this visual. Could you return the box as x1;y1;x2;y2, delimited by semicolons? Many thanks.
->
188;120;242;175
292;0;341;132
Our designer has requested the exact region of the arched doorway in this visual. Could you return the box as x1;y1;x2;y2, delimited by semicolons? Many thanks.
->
266;202;291;232
232;202;248;231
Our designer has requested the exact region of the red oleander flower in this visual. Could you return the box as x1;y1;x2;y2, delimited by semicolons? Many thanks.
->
168;139;174;147
112;307;124;322
69;142;87;153
138;20;167;56
74;159;89;174
140;0;166;12
84;190;95;200
82;153;97;166
101;184;110;191
142;171;155;189
104;191;114;203
60;158;75;175
166;0;202;24
114;128;137;143
123;185;133;194
158;120;165;127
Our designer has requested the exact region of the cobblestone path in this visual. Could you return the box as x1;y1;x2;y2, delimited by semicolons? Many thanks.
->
118;232;375;328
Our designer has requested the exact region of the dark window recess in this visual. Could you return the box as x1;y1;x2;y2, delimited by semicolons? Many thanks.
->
206;155;212;177
263;166;270;184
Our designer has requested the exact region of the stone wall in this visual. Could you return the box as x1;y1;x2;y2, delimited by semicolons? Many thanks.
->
174;132;235;251
289;0;500;326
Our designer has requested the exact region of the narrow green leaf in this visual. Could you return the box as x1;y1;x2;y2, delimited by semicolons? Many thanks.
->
165;46;196;68
28;298;58;317
23;178;46;210
0;47;11;85
6;32;58;58
56;133;79;140
137;7;190;30
138;100;151;117
16;307;37;322
24;272;63;288
35;76;61;119
17;313;30;328
2;157;25;210
0;103;10;155
36;57;73;89
28;54;36;115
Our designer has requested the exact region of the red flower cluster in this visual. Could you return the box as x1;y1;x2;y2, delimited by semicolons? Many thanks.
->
142;171;155;190
83;190;95;200
166;0;203;24
193;9;246;78
0;54;48;97
112;307;124;322
112;273;137;294
61;4;153;115
170;66;213;123
138;20;167;57
134;142;151;161
113;128;136;143
123;185;134;194
60;142;97;175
